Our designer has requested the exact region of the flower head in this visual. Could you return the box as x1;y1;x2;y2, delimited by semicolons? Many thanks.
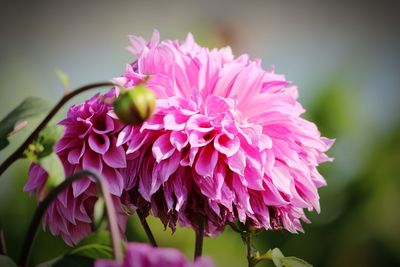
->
56;88;128;197
95;242;214;267
25;89;129;245
115;31;334;235
25;163;97;245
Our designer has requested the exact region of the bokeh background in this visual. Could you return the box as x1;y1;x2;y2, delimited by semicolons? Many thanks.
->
1;1;400;266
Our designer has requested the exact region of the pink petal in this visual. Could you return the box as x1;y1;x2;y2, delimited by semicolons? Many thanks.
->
103;137;127;168
88;134;110;155
152;133;176;162
214;133;240;157
82;149;103;172
195;145;218;177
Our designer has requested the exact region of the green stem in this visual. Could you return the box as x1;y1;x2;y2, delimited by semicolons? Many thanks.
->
18;170;123;267
194;215;205;260
243;232;255;267
137;210;157;247
0;82;114;176
0;227;6;255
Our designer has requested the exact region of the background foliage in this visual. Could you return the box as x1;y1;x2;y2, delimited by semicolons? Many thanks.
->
1;1;399;266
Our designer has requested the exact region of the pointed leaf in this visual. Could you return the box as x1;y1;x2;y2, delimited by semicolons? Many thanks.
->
70;231;113;260
281;257;313;267
38;254;93;267
93;198;105;227
262;248;313;267
270;248;285;267
0;255;17;267
55;69;70;91
37;125;64;159
39;153;65;187
0;97;48;150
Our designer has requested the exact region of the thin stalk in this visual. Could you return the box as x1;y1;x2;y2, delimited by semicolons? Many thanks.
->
18;170;123;267
194;215;204;260
137;210;157;247
0;82;114;176
0;227;6;255
243;232;255;267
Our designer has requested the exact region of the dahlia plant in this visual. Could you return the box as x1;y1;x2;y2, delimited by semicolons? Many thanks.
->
0;31;333;267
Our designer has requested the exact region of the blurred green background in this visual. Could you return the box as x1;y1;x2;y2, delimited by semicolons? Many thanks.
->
1;1;399;266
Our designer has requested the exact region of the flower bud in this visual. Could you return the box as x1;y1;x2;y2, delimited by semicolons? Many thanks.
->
113;85;155;125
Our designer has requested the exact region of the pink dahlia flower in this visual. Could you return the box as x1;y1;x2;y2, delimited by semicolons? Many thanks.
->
95;242;214;267
24;89;129;245
115;31;334;235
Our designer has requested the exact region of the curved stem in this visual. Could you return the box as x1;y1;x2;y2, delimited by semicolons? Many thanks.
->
0;82;114;176
18;170;123;267
137;210;157;247
194;215;204;260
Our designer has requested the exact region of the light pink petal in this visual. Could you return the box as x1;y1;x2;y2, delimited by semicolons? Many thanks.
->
214;133;240;157
227;150;246;176
170;130;188;151
195;145;218;177
152;133;176;162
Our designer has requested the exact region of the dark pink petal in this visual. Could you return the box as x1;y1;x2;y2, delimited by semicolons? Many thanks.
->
88;134;110;155
103;137;127;168
93;115;115;134
82;149;103;172
72;177;92;197
67;144;85;164
103;167;124;196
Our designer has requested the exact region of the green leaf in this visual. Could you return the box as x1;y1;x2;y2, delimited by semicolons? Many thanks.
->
70;231;113;260
36;125;63;159
39;153;65;187
0;255;17;267
38;254;93;267
55;69;70;91
0;97;49;150
93;198;105;227
37;232;113;266
263;248;313;267
281;257;313;267
270;248;285;267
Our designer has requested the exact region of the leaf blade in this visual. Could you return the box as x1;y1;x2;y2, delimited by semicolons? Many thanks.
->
0;97;48;150
69;231;114;260
0;255;18;267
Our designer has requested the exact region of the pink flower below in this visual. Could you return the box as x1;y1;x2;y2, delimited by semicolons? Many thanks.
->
24;89;129;246
95;243;214;267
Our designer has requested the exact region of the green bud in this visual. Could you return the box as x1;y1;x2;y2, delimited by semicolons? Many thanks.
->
113;85;156;125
